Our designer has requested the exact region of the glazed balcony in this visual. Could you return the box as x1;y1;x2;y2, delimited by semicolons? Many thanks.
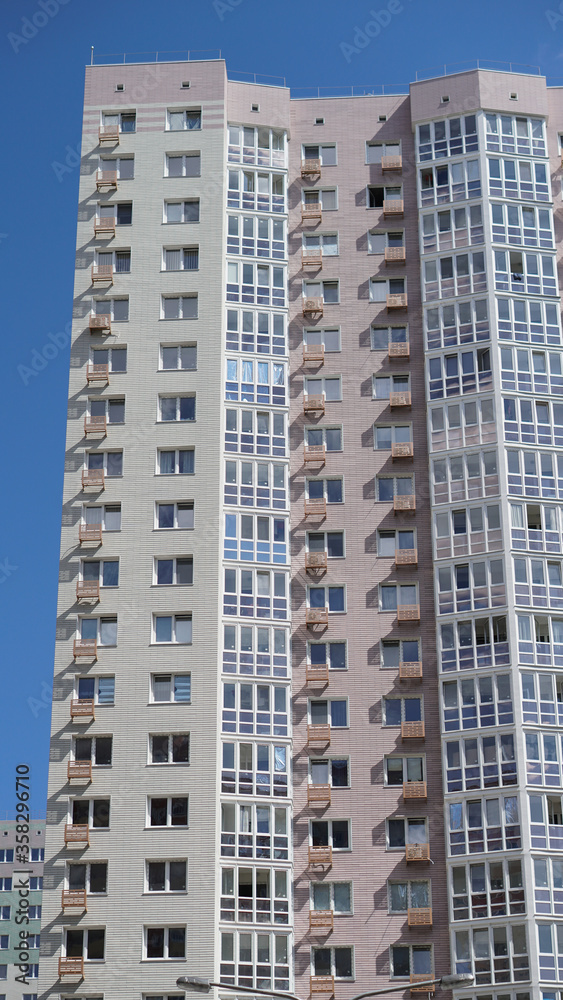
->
70;699;95;720
98;125;119;144
84;415;107;437
401;721;425;740
310;975;335;996
403;781;427;800
302;296;324;316
305;551;328;573
58;957;84;978
303;394;325;415
64;824;90;845
381;155;402;172
388;341;410;359
306;607;329;627
89;313;111;333
395;548;418;566
392;442;414;460
394;494;416;513
385;246;406;263
303;444;326;465
61;889;87;911
301;158;321;177
73;639;98;660
399;661;423;680
304;499;326;519
95;170;118;191
309;909;334;932
91;265;114;285
398;604;421;623
383;199;404;217
405;843;430;863
94;217;116;237
387;293;408;310
78;524;103;544
306;662;329;685
86;363;109;385
307;723;331;744
307;847;332;867
303;344;325;364
302;247;323;269
307;784;331;806
81;470;105;491
67;761;92;781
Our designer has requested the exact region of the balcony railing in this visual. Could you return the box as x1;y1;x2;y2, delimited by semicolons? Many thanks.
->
96;170;118;191
64;824;90;845
405;843;430;863
67;760;93;781
58;957;85;978
394;494;416;512
388;341;410;359
401;721;425;740
302;247;323;268
94;217;116;237
73;639;98;660
91;265;114;285
308;847;333;867
301;158;321;177
308;784;331;806
302;204;322;222
303;344;325;364
304;499;326;518
306;607;329;627
383;199;404;216
86;363;110;385
381;155;403;172
387;293;408;309
76;580;100;602
302;296;324;316
303;444;326;465
310;975;335;996
392;442;414;460
303;394;325;415
89;313;111;333
98;125;120;144
78;524;103;544
398;604;421;622
390;391;411;408
403;781;427;800
309;909;334;931
84;415;107;437
70;699;95;720
305;551;328;572
306;662;329;685
61;889;87;911
399;661;423;680
307;723;331;744
81;470;105;491
411;974;435;994
396;548;418;566
385;246;406;262
408;907;432;927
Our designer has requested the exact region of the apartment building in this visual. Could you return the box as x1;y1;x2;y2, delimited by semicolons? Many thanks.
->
38;57;563;1000
0;819;45;1000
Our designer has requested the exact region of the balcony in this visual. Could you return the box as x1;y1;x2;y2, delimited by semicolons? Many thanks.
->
86;363;109;385
67;760;92;781
76;580;100;603
91;265;114;285
405;843;430;863
383;199;404;217
89;313;111;333
403;781;427;800
304;499;326;519
73;639;98;661
70;699;95;720
388;342;410;359
394;494;416;513
58;957;85;978
302;247;323;269
310;975;335;996
308;846;332;867
387;293;408;310
398;605;421;623
301;158;321;177
408;907;432;927
303;394;325;416
84;415;107;437
303;445;326;465
306;607;329;627
61;889;87;911
94;217;116;237
395;548;418;566
302;203;322;223
307;723;331;744
390;391;411;408
96;170;118;191
303;344;325;364
306;662;329;685
385;246;406;263
64;824;90;845
399;661;423;681
381;155;403;172
98;125;120;144
309;909;334;932
307;784;331;806
302;296;324;316
410;976;435;995
392;442;414;461
78;524;103;545
81;470;105;491
305;551;328;573
401;721;425;740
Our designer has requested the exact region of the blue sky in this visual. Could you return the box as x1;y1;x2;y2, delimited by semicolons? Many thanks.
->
0;0;560;815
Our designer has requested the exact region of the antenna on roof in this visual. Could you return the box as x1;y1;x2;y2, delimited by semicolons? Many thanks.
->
91;45;94;66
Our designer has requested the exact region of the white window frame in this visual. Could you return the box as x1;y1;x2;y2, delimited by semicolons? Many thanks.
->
152;614;193;645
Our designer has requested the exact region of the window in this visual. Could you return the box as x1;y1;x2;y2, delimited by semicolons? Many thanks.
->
102;111;135;133
417;116;478;160
64;928;105;961
225;408;286;458
368;229;404;254
77;676;115;705
100;155;134;179
223;568;288;620
79;617;117;648
380;583;418;613
157;449;195;475
227;125;286;168
73;735;112;766
160;344;197;370
71;798;110;829
424;251;486;302
80;559;119;589
306;478;343;504
445;734;516;792
226;308;286;356
221;740;288;798
312;946;353;980
150;734;190;765
154;557;193;586
309;699;348;727
166;153;200;177
0;939;7;950
163;247;199;271
437;557;506;615
419;160;480;206
494;249;556;297
303;327;341;353
434;503;502;558
95;249;131;272
311;882;352;914
429;398;496;452
371;325;408;351
225;358;286;405
0;883;10;893
368;185;402;208
68;862;107;894
381;639;420;668
387;817;428;850
383;697;422;726
427;347;492;399
161;295;198;320
91;346;127;372
165;200;200;223
151;674;191;704
391;945;432;979
501;347;563;396
305;426;342;452
373;374;409;399
377;475;414;502
303;233;339;256
88;397;125;425
148;797;188;828
366;140;401;164
388;880;430;912
86;449;122;477
0;852;13;864
310;820;350;851
521;670;563;726
488;155;549;202
226;264;286;308
451;860;524;921
144;926;186;960
156;503;194;530
27;935;40;948
94;297;129;321
302;188;337;210
153;615;192;645
374;425;411;450
307;531;344;559
228;169;286;213
448;795;521;855
310;758;349;788
167;108;201;130
308;586;345;613
227;215;285;259
220;867;289;924
385;756;424;785
421;205;484;253
224;513;287;564
222;624;290;678
97;202;132;226
29;878;42;891
146;860;187;893
158;395;195;422
442;674;513;732
224;460;286;510
378;530;415;557
31;848;44;862
304;376;342;401
491;202;553;249
497;296;560;347
485;112;546;155
220;929;290;990
425;298;489;351
222;684;288;737
302;143;337;165
370;277;405;302
454;924;529;984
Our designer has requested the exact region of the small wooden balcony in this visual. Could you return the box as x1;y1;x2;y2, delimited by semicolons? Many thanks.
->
388;341;410;359
381;155;403;172
301;158;321;177
91;265;114;285
304;394;325;415
306;551;328;573
390;391;411;408
392;442;414;461
309;909;334;932
307;723;331;744
308;847;332;867
302;248;323;269
89;313;111;333
310;975;335;996
302;204;322;223
398;605;421;623
401;721;425;740
399;661;423;680
64;824;90;845
81;470;105;491
306;662;329;685
58;957;85;978
84;415;107;437
408;907;432;927
387;294;408;311
61;889;87;911
86;363;109;385
308;784;331;806
383;199;404;217
306;607;329;627
67;760;92;781
70;699;95;720
96;170;118;191
394;494;416;513
73;639;98;661
79;524;103;545
303;344;325;364
395;548;418;566
303;445;326;465
304;499;326;519
410;974;435;994
385;246;406;263
76;580;100;603
406;843;430;863
403;781;427;801
94;217;116;237
98;125;120;144
302;296;324;316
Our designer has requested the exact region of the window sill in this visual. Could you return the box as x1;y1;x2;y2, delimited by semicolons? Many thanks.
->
141;958;187;963
144;890;188;895
151;584;194;588
160;269;200;274
150;643;193;648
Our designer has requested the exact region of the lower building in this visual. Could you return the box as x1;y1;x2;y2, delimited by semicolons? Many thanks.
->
0;820;44;1000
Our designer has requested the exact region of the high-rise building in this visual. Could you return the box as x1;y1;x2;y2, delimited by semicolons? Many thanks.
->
39;57;563;1000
